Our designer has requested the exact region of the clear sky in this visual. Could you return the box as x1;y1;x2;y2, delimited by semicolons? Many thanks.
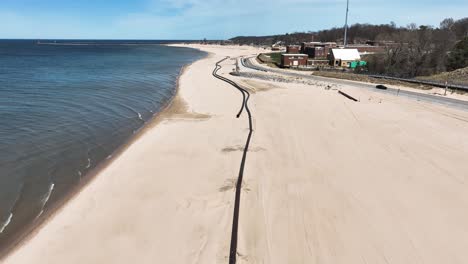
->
0;0;467;40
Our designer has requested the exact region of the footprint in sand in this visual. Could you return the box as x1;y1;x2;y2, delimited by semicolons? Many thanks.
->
219;179;251;193
221;145;266;153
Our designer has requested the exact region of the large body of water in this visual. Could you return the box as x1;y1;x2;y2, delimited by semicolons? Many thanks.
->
0;40;205;251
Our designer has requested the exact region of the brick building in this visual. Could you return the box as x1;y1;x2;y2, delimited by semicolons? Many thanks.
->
301;42;337;59
281;54;308;68
286;45;301;54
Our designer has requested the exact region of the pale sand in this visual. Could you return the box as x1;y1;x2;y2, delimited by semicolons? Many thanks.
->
3;44;468;264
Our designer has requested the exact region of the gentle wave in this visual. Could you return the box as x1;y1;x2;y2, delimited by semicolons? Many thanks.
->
0;40;206;247
85;158;92;169
36;183;55;220
0;213;13;234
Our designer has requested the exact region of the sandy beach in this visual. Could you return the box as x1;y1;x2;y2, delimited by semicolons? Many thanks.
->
3;44;468;263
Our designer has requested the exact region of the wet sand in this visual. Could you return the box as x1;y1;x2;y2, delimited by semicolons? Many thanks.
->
3;44;468;263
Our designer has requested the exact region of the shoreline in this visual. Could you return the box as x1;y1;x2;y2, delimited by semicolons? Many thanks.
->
0;48;209;261
2;43;261;263
4;44;468;263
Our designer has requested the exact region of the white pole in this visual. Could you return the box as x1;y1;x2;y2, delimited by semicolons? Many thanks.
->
445;78;448;96
344;0;349;47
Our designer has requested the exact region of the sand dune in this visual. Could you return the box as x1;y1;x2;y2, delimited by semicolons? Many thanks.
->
3;44;468;264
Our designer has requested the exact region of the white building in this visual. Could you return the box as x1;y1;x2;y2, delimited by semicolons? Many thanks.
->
330;49;361;67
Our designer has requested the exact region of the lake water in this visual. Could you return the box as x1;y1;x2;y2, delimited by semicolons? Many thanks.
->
0;40;205;252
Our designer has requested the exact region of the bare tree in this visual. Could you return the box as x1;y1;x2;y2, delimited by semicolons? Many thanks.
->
440;18;455;30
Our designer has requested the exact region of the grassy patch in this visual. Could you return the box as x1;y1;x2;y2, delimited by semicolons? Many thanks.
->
416;67;468;86
260;52;282;65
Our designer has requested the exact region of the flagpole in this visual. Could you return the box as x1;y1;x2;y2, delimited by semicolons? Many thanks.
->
344;0;349;47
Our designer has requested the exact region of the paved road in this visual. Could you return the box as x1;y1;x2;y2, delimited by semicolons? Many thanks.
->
242;57;468;111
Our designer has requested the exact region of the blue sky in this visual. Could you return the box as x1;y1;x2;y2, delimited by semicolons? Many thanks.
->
0;0;467;39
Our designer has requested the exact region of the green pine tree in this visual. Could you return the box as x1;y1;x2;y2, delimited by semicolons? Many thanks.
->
447;37;468;71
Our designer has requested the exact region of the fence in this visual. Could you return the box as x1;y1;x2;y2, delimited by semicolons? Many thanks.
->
368;75;468;92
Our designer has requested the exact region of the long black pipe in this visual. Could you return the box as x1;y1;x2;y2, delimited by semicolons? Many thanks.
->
338;90;359;102
212;57;253;264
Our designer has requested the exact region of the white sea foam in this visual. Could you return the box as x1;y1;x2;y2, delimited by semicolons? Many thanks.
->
85;158;91;169
42;183;55;207
36;210;44;220
35;183;55;221
0;213;13;233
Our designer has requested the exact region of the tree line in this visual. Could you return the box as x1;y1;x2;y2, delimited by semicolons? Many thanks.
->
230;17;468;78
364;18;468;77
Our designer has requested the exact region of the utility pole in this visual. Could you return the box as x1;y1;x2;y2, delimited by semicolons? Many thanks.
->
344;0;349;47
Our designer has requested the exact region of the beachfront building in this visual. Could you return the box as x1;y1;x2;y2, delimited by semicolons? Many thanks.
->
281;45;309;68
281;54;308;68
330;48;361;67
301;42;322;53
307;46;329;58
286;45;301;54
301;42;337;59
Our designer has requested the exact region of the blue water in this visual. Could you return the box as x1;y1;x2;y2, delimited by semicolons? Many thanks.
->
0;40;205;250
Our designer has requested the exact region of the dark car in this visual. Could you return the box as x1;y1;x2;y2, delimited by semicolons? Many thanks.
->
376;84;388;90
